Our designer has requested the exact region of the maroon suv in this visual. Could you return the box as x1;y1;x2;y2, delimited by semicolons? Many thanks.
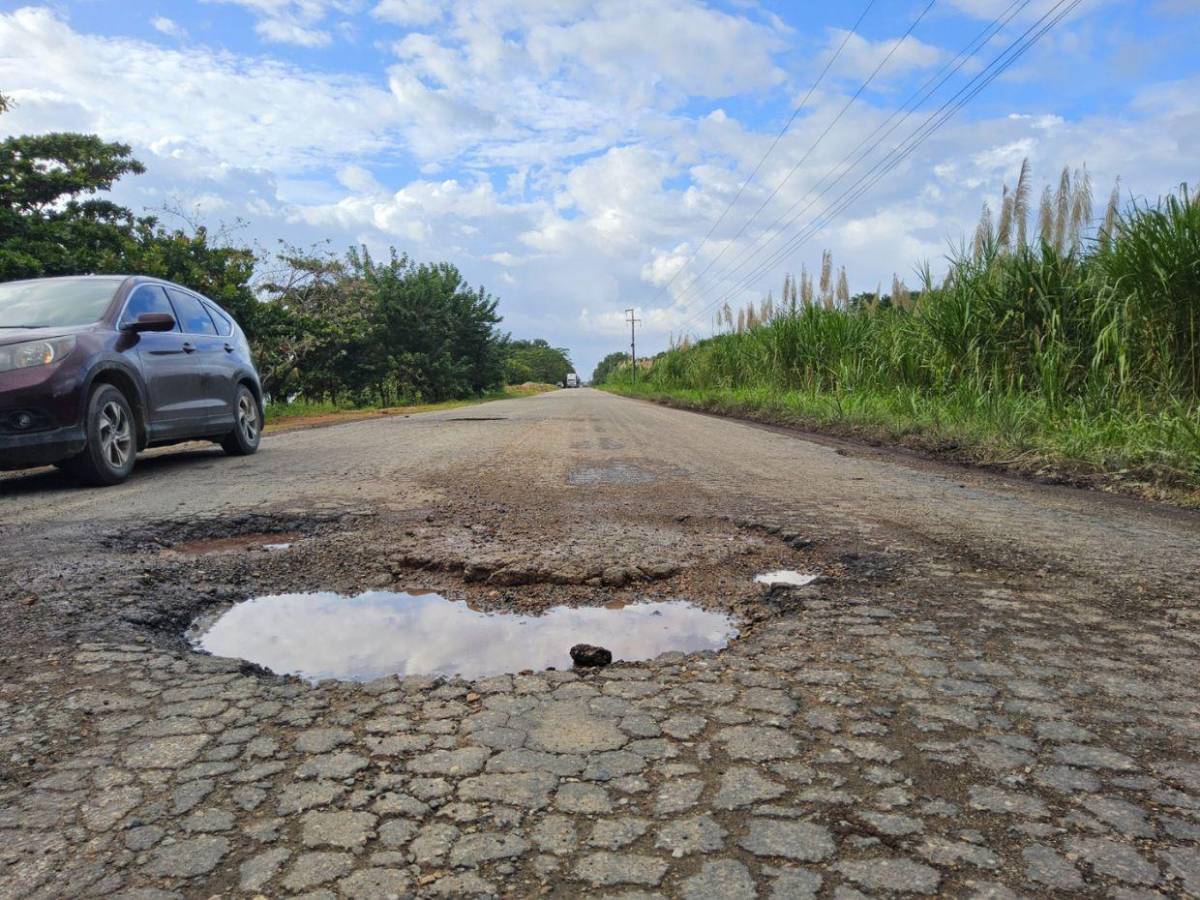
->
0;275;263;486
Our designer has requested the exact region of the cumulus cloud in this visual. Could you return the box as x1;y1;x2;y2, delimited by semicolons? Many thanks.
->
376;0;786;166
0;7;401;175
371;0;444;26
823;29;945;82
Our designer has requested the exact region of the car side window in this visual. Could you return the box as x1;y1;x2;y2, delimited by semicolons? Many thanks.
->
166;288;218;335
121;285;178;330
204;302;233;336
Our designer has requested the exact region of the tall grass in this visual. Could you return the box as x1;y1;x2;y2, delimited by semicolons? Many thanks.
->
614;173;1200;492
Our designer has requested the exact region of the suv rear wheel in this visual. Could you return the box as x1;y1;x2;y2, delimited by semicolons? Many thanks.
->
221;385;261;456
62;384;137;486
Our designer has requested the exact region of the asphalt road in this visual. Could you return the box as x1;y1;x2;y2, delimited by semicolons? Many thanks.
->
2;388;1199;897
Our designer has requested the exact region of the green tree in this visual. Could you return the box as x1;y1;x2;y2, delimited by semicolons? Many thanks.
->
0;133;145;280
592;351;629;384
504;338;572;385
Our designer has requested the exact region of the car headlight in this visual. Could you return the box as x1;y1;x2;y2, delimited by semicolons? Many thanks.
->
0;336;77;374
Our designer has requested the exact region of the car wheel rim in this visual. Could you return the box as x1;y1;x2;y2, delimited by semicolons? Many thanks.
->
239;393;259;442
98;401;131;470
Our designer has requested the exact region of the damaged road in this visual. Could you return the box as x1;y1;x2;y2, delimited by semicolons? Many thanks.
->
2;387;1199;898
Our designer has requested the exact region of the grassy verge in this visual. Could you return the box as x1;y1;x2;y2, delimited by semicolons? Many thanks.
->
603;381;1200;506
264;383;555;433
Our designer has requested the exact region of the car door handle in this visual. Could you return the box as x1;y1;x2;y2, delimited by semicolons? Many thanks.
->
182;342;196;354
224;343;235;353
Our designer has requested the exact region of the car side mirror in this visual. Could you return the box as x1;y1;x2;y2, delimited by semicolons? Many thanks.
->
124;313;176;333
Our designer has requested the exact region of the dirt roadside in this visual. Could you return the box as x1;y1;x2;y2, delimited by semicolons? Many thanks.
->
1;388;1198;897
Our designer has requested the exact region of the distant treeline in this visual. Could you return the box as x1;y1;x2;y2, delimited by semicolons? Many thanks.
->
0;109;571;407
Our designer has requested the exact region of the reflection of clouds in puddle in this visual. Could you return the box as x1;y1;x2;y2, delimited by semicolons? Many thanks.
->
193;592;737;682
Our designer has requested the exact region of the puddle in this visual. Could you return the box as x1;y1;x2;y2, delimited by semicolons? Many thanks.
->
568;463;656;486
163;532;303;556
191;592;737;682
755;570;819;587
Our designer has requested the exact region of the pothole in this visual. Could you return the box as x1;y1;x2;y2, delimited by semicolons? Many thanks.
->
189;591;737;682
161;532;302;557
568;463;657;486
102;510;365;553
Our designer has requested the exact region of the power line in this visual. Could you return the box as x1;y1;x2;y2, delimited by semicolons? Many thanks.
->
643;0;879;308
664;0;1032;324
667;0;940;308
679;0;1082;335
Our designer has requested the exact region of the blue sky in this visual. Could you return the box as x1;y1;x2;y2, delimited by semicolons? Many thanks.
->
2;0;1198;376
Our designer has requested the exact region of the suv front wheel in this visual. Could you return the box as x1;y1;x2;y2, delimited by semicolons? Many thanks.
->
62;384;137;486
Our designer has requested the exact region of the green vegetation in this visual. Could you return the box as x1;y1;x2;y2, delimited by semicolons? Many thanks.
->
607;165;1200;497
503;339;574;386
253;245;506;406
0;115;567;410
592;351;630;385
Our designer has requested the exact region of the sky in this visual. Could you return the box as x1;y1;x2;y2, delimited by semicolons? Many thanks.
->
1;0;1198;377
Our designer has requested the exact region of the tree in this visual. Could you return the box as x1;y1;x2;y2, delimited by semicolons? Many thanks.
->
504;338;573;385
259;245;508;405
592;351;629;384
0;133;146;280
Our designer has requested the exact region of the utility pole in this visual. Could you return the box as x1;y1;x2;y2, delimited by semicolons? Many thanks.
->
625;308;641;380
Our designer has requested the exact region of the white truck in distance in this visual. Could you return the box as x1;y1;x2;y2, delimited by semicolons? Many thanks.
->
566;373;580;388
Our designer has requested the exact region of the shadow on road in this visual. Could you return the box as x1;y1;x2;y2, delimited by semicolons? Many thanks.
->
0;445;230;497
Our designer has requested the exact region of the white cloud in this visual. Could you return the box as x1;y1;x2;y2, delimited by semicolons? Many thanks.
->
377;0;786;166
203;0;362;46
824;29;945;82
150;16;186;38
372;0;444;26
0;7;401;175
253;17;331;46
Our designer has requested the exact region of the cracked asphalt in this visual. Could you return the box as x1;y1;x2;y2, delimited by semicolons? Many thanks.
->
2;387;1200;899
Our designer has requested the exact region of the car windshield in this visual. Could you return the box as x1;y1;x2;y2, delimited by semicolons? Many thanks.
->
0;278;123;328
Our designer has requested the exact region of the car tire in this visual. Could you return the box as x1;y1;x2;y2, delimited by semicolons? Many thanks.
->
221;385;261;456
62;384;137;486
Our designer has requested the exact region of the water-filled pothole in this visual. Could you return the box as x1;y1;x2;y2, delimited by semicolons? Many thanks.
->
190;591;737;682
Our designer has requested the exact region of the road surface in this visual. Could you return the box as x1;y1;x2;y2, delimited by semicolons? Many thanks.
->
1;388;1198;897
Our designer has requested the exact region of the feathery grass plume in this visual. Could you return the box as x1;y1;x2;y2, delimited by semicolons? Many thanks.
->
800;265;814;306
722;301;733;331
1070;164;1093;252
1099;177;1121;252
1053;165;1071;255
973;201;993;262
1038;184;1055;247
1013;157;1031;247
745;301;759;331
997;185;1014;251
782;275;792;313
891;273;911;310
819;250;833;305
874;281;883;310
736;306;746;333
761;291;774;324
836;267;850;308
